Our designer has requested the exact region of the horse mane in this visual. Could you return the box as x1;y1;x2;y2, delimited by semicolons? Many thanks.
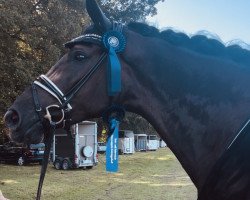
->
127;22;250;67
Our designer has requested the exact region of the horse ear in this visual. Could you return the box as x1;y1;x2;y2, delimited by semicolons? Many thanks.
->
85;0;112;32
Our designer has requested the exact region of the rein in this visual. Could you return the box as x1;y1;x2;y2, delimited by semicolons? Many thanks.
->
198;119;250;199
36;123;55;199
32;22;126;200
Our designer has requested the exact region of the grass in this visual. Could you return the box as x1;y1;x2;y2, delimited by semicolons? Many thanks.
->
0;148;197;200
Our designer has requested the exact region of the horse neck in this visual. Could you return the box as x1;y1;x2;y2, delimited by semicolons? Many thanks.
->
121;32;250;190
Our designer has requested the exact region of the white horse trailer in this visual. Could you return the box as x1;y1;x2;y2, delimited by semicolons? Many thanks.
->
147;135;159;151
134;134;147;151
52;121;98;170
118;130;135;154
159;139;167;148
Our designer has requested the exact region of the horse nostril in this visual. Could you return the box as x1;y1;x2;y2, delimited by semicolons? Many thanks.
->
4;109;21;129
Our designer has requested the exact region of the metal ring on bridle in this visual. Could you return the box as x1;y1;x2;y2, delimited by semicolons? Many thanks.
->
44;105;65;125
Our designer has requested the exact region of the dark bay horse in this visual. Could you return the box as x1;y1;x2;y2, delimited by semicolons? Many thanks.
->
4;0;250;199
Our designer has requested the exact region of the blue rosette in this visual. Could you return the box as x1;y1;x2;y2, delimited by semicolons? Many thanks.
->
102;30;126;53
102;31;126;96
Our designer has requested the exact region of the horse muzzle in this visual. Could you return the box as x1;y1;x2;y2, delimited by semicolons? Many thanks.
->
4;109;21;131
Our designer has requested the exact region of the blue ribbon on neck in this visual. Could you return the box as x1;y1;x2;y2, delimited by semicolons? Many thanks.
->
107;46;121;96
105;46;121;172
106;118;119;172
102;30;125;173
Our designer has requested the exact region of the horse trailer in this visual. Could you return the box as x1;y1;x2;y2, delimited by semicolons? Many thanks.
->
52;121;98;170
159;139;167;148
134;134;147;151
147;135;159;150
118;130;135;154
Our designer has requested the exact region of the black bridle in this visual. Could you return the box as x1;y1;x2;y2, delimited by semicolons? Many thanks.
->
32;23;126;200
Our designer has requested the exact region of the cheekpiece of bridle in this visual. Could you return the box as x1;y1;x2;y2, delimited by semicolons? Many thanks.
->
32;20;126;200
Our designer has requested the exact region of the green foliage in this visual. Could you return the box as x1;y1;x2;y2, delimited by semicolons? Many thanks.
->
121;112;157;135
0;0;163;142
100;0;164;22
0;0;87;140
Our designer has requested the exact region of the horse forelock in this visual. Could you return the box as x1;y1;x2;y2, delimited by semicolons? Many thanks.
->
127;22;250;67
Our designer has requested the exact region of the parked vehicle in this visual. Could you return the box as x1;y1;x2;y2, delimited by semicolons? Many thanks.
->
52;121;98;170
0;141;45;166
147;135;159;151
134;134;147;151
97;142;106;153
119;130;135;154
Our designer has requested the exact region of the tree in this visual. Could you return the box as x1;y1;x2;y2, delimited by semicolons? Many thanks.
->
121;112;157;134
0;0;88;141
0;0;164;142
99;0;164;23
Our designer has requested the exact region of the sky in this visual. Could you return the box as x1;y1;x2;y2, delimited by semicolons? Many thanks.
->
147;0;250;45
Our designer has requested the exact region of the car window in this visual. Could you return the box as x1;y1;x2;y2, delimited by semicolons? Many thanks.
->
29;143;45;150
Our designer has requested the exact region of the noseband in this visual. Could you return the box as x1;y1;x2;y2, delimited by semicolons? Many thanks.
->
32;22;126;200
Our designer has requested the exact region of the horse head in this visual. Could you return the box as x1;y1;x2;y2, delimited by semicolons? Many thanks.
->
3;0;146;144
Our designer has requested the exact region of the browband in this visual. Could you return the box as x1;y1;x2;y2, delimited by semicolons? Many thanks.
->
64;33;103;48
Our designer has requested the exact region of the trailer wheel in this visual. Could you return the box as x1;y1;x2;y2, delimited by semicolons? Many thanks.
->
62;159;71;170
54;159;62;170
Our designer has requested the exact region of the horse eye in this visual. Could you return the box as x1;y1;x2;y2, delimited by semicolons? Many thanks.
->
74;52;86;61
